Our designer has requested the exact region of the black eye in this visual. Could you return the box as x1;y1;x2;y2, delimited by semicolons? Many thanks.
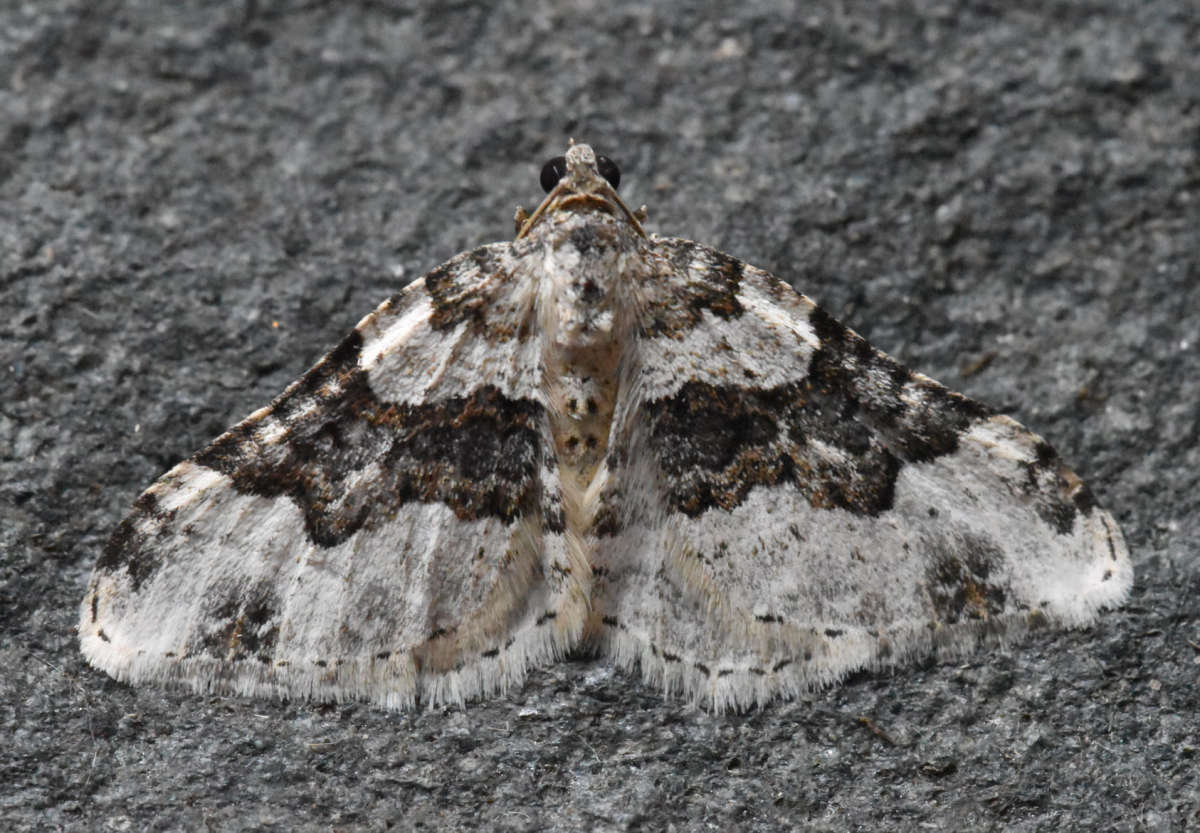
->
596;154;620;189
540;156;567;193
538;153;623;193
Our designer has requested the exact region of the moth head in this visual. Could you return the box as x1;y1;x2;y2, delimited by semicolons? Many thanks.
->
515;142;645;240
539;145;621;193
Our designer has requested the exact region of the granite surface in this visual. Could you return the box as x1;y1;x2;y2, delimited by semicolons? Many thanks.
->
2;1;1197;830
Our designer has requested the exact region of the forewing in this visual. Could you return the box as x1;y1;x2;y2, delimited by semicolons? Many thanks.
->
592;238;1131;710
81;244;589;709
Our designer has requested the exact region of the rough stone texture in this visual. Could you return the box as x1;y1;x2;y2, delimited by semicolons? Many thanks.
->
1;1;1196;830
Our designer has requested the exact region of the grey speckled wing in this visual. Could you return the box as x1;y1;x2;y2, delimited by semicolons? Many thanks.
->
81;143;1131;712
81;242;591;710
590;239;1130;710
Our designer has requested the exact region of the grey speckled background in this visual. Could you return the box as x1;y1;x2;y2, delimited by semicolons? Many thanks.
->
2;1;1197;831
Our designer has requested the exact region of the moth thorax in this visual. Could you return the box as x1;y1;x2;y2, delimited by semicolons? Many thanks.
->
541;224;630;349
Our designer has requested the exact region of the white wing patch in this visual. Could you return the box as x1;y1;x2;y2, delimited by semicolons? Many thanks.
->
81;143;1131;712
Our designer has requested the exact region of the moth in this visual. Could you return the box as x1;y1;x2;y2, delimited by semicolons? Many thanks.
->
81;143;1131;711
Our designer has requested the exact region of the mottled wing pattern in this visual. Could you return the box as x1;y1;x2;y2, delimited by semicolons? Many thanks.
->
81;244;590;709
82;143;1131;713
591;239;1131;710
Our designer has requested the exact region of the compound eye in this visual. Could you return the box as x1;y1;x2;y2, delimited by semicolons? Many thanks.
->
539;156;567;193
596;155;620;190
538;153;622;192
